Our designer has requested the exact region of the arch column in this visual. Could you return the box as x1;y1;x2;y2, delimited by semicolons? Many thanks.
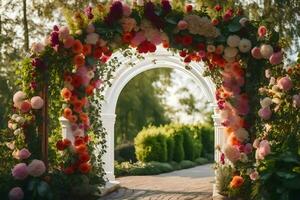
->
101;113;117;182
211;105;225;163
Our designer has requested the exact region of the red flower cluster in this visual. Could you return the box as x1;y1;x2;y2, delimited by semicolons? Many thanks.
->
137;41;157;53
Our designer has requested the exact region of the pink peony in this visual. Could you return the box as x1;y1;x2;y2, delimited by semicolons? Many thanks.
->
86;23;95;33
86;33;99;45
277;76;292;91
269;52;283;65
20;101;31;113
249;170;259;181
18;148;31;160
30;96;44;109
258;26;267;37
64;35;75;48
122;3;132;17
31;42;45;54
224;145;240;163
177;20;188;30
59;26;70;40
258;106;272;120
13;91;26;106
131;32;146;46
256;140;271;160
150;33;162;45
251;47;262;59
9;187;24;200
27;159;46;177
293;94;300;108
12;163;28;180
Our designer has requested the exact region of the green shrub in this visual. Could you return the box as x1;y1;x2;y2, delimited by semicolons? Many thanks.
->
194;157;209;165
190;125;203;159
164;128;175;162
180;160;197;169
135;126;168;162
200;125;214;156
115;143;136;162
169;161;182;170
181;125;195;160
149;161;174;173
166;125;184;162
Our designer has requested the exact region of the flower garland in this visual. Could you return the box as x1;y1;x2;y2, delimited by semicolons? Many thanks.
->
6;1;287;199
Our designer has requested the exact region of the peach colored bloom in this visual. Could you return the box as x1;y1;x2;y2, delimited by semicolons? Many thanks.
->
230;176;244;188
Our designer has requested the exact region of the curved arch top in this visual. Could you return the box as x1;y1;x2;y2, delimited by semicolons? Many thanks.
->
101;46;216;115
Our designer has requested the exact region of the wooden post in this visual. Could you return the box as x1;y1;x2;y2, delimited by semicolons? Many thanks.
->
41;85;49;169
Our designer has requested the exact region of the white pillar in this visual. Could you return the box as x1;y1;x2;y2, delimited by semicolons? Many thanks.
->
59;117;75;144
212;105;225;163
101;113;116;182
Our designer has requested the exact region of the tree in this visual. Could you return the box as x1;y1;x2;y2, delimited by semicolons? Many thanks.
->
115;69;171;145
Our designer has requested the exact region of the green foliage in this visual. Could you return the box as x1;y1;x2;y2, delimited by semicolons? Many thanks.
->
134;126;168;162
216;164;235;196
180;126;195;160
179;160;197;169
194;157;209;165
200;125;214;156
115;143;136;162
166;125;185;162
254;152;300;200
115;69;171;145
165;131;175;162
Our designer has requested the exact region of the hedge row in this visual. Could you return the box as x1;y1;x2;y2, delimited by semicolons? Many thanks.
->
134;124;214;163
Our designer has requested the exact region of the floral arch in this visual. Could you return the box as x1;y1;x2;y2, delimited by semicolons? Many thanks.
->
100;46;219;182
5;1;300;200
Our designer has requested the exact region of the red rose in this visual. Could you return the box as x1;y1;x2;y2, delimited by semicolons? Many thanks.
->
197;43;206;51
76;144;87;154
182;35;193;46
148;42;156;53
186;5;193;12
174;35;182;44
84;135;89;143
122;32;133;43
212;19;219;26
63;139;71;147
215;4;222;11
64;166;75;175
184;56;191;63
179;50;187;57
79;152;90;163
56;140;66;151
93;48;102;59
79;162;91;174
71;75;83;88
74;138;84;146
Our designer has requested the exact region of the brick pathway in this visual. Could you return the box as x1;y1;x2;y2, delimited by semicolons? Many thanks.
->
101;164;214;200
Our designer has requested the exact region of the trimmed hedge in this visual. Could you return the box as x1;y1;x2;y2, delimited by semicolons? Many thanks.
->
134;123;214;163
115;143;136;162
134;126;168;162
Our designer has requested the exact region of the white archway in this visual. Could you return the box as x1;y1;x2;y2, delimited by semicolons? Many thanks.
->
100;47;226;185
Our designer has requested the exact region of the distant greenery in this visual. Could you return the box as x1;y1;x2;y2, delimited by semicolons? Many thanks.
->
134;123;214;163
115;69;172;145
115;158;210;177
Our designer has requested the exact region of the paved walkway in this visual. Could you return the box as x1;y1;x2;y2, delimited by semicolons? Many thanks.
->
101;164;215;200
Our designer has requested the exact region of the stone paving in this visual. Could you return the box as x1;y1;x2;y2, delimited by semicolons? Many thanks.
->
101;164;214;200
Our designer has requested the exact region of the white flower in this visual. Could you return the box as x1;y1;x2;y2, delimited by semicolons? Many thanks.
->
227;35;241;47
11;123;18;130
260;97;272;108
137;0;144;6
11;114;19;121
239;17;249;26
207;45;216;53
269;77;276;85
238;39;252;53
15;117;25;125
224;47;238;58
234;128;249;142
14;128;22;135
86;33;99;45
260;44;273;59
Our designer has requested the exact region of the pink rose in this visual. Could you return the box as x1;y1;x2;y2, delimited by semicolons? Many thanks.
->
30;96;44;109
258;106;272;120
27;159;46;177
249;170;259;181
258;26;267;37
64;35;75;48
277;76;292;91
13;91;26;107
293;94;300;108
31;42;45;54
251;47;262;59
224;145;241;163
244;143;253;154
18;148;31;160
177;20;188;30
9;187;24;200
256;140;271;160
269;52;283;65
122;3;132;17
20;101;31;113
12;163;28;180
59;26;70;40
131;32;146;46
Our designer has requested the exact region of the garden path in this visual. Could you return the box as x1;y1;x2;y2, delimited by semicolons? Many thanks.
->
101;164;214;200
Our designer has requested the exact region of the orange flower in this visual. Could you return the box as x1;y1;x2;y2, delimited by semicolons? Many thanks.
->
75;144;87;154
81;97;88;106
79;162;91;174
72;40;83;54
73;54;85;67
69;115;78;123
230;176;244;188
80;113;88;121
61;88;72;101
85;85;94;96
82;44;92;56
63;107;72;119
162;41;169;48
228;134;241;146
